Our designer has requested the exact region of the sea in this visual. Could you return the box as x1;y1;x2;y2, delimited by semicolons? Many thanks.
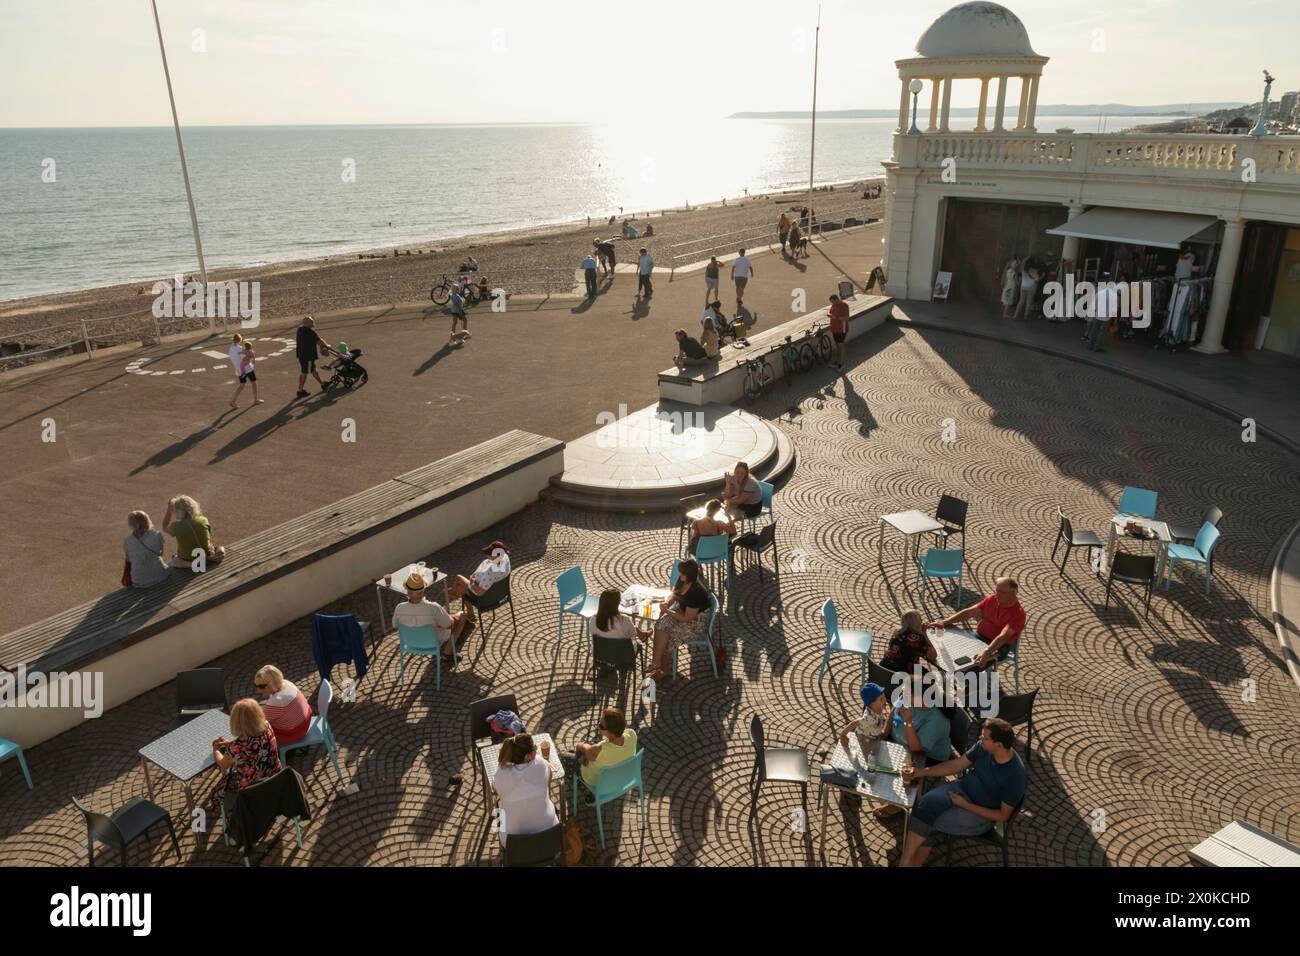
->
0;115;1170;302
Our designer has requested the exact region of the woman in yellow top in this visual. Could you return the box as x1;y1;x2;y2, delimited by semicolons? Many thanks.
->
576;707;637;789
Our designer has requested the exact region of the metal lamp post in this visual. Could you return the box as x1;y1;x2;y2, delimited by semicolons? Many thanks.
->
908;79;924;135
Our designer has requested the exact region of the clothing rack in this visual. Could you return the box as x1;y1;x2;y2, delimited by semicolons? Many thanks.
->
1154;277;1212;352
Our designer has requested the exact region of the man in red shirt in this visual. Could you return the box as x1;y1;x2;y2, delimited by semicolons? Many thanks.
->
827;294;850;370
926;577;1025;669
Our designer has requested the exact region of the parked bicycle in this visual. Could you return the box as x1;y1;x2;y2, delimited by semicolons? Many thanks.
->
741;354;776;404
808;322;834;366
429;274;482;306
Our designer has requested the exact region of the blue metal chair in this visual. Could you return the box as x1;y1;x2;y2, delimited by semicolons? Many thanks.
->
397;622;456;688
747;480;775;532
694;533;732;607
278;679;343;779
0;738;33;790
916;547;964;605
671;592;721;678
1117;486;1158;519
571;749;646;848
1163;522;1221;594
817;598;873;684
556;566;600;646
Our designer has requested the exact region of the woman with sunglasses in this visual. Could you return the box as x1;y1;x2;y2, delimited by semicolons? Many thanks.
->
253;665;312;746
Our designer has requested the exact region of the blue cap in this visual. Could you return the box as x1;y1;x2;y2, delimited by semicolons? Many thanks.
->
860;683;886;709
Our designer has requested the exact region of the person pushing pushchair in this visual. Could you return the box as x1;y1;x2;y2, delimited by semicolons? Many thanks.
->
322;341;368;390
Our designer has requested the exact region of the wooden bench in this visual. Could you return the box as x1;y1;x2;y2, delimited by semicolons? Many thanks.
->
1189;820;1300;867
657;293;892;406
0;430;564;747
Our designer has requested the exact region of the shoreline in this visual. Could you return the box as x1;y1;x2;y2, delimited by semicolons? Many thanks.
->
1;177;874;318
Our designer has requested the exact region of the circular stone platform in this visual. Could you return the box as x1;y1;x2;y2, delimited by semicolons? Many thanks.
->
548;401;793;512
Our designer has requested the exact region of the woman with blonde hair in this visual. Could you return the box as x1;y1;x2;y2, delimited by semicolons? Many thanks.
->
163;494;226;568
207;698;282;816
880;609;937;673
254;665;313;746
122;511;170;588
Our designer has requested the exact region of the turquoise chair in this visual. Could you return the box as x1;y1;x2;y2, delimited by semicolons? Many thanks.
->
0;738;32;790
556;566;600;646
278;679;343;779
917;547;964;605
694;533;732;607
397;621;457;689
1001;640;1022;694
671;592;721;678
817;599;873;683
1117;486;1158;519
747;480;775;532
571;749;646;848
1163;522;1221;594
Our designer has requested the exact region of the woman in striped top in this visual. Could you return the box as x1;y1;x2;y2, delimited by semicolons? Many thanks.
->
254;665;312;746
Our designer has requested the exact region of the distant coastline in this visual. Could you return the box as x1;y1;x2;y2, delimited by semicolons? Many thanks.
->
729;102;1246;119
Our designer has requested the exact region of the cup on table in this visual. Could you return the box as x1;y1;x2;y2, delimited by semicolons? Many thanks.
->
384;573;393;587
540;739;551;761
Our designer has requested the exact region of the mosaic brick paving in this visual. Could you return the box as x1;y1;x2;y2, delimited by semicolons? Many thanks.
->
3;322;1298;867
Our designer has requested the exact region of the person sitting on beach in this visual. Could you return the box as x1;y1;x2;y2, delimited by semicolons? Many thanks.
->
458;256;479;273
492;733;559;849
448;540;512;623
643;223;654;237
254;665;313;746
591;589;639;641
687;498;735;555
163;495;225;569
393;570;466;658
622;220;638;239
673;328;709;369
721;461;763;521
879;610;938;674
123;510;170;588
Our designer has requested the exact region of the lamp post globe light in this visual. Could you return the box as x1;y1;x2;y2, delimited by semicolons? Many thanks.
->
908;78;924;135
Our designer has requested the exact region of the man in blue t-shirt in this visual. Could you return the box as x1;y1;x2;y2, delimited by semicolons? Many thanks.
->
898;716;1026;867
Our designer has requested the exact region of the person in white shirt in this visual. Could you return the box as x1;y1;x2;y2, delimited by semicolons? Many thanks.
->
392;571;465;657
700;301;728;337
637;248;654;300
492;734;559;850
227;333;262;408
591;588;641;641
448;540;512;623
730;248;754;306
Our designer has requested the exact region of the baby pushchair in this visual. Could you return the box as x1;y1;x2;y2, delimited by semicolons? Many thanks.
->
323;344;368;389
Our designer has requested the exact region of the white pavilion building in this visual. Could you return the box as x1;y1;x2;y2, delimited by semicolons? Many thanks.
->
880;1;1300;355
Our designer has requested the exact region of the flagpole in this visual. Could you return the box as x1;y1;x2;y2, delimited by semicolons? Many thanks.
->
806;7;821;238
151;0;211;332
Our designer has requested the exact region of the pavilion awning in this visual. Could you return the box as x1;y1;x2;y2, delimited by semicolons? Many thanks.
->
1046;207;1219;250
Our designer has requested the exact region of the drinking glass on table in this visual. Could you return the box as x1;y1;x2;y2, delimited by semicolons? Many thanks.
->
540;738;551;761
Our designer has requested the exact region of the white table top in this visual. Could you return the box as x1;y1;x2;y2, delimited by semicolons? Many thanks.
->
621;585;671;623
827;735;916;808
1109;515;1171;543
480;732;565;790
880;510;945;536
376;563;449;597
139;708;231;782
933;629;990;673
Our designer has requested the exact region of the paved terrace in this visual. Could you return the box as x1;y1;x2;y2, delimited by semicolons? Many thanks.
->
2;323;1298;866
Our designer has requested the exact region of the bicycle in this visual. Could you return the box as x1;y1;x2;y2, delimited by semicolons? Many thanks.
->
808;322;833;366
741;354;775;404
778;335;806;383
429;274;482;306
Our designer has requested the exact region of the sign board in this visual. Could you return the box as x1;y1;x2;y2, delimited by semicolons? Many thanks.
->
932;271;953;302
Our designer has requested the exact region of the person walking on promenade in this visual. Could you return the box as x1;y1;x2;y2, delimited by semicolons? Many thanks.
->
295;316;340;398
227;333;262;407
448;287;470;346
704;256;721;304
778;212;791;254
637;247;654;300
731;248;753;307
581;252;599;298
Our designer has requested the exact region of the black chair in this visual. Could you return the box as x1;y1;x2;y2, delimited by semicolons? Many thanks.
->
677;493;710;554
949;705;978;756
731;520;779;583
749;715;809;809
931;495;969;550
1170;505;1223;546
591;634;640;687
975;688;1038;778
868;657;900;692
469;694;522;804
502;823;566;867
1051;506;1103;576
71;796;181;867
174;668;227;728
937;798;1023;867
470;575;517;640
1105;552;1157;618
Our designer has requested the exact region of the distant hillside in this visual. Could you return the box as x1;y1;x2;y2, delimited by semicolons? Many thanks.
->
729;102;1245;119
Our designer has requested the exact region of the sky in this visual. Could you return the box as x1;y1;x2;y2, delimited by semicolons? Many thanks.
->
0;0;1292;127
